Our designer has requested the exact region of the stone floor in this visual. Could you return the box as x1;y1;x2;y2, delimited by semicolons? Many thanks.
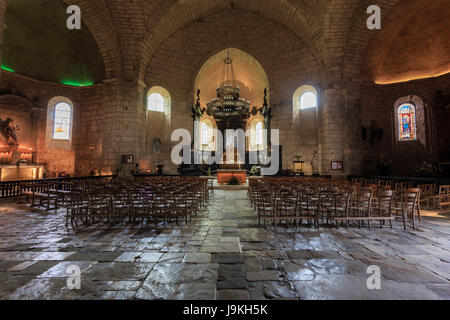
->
0;189;449;300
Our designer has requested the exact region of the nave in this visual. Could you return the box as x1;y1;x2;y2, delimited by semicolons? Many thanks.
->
0;185;449;300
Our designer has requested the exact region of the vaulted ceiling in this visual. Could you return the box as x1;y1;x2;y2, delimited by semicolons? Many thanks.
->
2;0;105;84
362;0;450;84
0;0;448;85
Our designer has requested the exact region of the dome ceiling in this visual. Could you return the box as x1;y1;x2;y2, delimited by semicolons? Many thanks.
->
362;0;450;84
2;0;105;85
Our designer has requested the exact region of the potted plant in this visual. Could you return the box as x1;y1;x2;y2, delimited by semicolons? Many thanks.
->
293;151;304;162
250;165;260;176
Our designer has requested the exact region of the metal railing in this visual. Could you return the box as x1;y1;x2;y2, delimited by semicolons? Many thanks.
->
0;175;116;199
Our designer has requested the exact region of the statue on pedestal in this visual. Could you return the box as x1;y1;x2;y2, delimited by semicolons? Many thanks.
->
0;118;20;147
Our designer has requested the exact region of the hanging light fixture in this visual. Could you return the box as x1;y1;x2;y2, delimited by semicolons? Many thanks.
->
206;50;251;120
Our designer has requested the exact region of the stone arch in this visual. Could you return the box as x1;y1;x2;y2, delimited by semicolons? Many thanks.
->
391;94;432;153
138;0;323;82
199;116;217;151
246;115;265;152
147;86;172;120
292;85;318;120
193;47;270;109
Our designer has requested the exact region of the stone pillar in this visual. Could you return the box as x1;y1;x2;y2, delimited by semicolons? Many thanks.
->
319;80;363;178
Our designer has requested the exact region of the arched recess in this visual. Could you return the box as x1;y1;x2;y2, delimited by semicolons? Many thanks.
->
145;86;172;156
193;47;270;108
292;85;318;121
246;115;265;152
392;94;431;153
199;116;217;151
290;84;320;174
46;96;74;150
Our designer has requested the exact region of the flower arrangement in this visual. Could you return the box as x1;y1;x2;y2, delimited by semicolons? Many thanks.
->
250;165;260;176
293;151;303;161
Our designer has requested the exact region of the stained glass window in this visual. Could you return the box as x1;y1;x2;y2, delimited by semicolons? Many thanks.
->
148;93;165;112
300;91;317;109
53;102;71;140
398;103;417;141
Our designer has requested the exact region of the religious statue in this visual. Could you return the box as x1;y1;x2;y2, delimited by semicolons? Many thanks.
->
191;89;203;120
0;118;20;147
311;150;319;175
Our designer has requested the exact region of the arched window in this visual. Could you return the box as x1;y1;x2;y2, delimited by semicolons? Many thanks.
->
248;118;264;151
397;103;417;141
300;91;317;109
53;102;72;140
47;97;74;148
148;93;165;112
293;85;318;118
256;121;263;146
200;119;215;151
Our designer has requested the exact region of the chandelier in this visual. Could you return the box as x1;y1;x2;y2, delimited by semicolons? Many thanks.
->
206;52;251;120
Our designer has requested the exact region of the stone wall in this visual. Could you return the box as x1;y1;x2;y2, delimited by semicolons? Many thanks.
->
360;73;450;176
144;9;321;174
0;72;80;177
0;0;448;178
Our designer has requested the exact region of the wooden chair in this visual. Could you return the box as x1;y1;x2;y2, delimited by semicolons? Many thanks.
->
400;189;420;230
31;184;59;212
428;185;450;210
65;191;88;227
274;188;297;226
348;190;373;228
87;194;111;225
371;190;396;228
327;191;352;229
258;190;276;228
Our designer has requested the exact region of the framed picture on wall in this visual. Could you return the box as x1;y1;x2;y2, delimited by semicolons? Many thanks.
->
331;161;344;171
122;154;134;164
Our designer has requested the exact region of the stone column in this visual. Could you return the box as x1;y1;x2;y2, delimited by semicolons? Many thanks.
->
319;80;363;178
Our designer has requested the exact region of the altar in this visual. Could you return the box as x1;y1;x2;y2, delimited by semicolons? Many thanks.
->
217;169;247;185
0;164;44;181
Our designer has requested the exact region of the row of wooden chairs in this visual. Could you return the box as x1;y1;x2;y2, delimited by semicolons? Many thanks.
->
19;177;210;229
352;177;450;210
249;178;422;230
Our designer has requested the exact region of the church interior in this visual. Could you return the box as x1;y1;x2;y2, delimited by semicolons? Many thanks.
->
0;0;449;301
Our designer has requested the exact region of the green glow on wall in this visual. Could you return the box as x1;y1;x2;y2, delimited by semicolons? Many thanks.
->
61;80;94;87
1;65;15;72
